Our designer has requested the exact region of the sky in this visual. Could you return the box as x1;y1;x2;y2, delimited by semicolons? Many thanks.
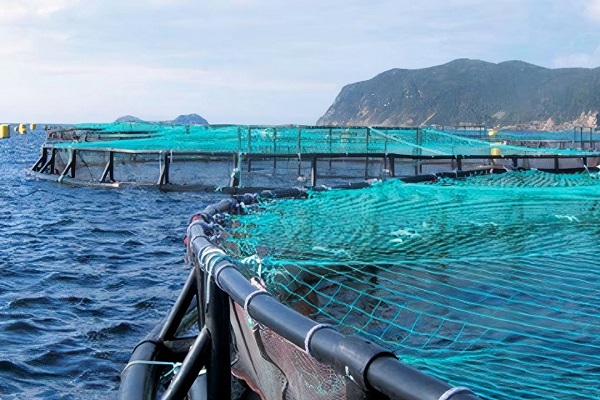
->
3;0;600;124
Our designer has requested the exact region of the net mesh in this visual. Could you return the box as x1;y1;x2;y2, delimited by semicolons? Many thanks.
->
221;170;600;400
48;124;597;157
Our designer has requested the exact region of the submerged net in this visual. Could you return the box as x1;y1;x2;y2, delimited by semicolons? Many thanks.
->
221;170;600;400
49;123;597;157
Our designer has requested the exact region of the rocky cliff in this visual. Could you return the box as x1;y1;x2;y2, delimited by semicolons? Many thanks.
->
317;59;600;130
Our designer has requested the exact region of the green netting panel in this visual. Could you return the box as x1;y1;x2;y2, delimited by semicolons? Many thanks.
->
71;122;164;133
53;125;242;152
222;171;600;399
492;130;595;142
414;128;595;156
49;124;599;158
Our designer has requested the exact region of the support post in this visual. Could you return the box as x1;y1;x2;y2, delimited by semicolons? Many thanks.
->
311;157;317;187
41;148;56;174
328;128;332;169
229;153;240;188
365;128;370;179
61;148;77;179
206;278;231;400
100;151;115;182
297;127;302;177
160;328;211;400
32;148;48;171
273;128;277;169
158;151;170;185
247;127;252;153
159;268;198;341
388;154;395;177
457;155;462;171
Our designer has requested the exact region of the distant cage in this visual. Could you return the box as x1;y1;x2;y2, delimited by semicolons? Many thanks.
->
29;124;600;190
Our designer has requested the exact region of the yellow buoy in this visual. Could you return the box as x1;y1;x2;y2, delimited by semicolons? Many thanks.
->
491;142;502;156
487;129;498;137
18;123;26;135
0;124;9;139
30;123;36;130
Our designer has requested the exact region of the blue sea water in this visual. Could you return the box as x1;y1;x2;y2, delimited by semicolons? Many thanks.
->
0;132;223;399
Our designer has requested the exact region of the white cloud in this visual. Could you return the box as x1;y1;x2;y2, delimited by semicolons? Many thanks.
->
587;0;600;20
553;53;596;68
1;0;600;123
0;0;80;22
39;61;334;92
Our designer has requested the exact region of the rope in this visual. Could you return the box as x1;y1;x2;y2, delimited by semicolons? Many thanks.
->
304;324;336;357
244;289;270;314
122;360;181;373
438;386;474;400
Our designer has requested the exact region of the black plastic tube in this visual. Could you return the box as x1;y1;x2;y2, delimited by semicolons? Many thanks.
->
119;341;160;400
159;268;197;341
367;357;479;400
244;290;317;349
212;261;255;306
161;327;210;400
188;203;482;400
119;319;164;400
206;278;231;400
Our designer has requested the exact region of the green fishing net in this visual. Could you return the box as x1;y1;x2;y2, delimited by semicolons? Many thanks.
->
223;170;600;399
49;124;596;157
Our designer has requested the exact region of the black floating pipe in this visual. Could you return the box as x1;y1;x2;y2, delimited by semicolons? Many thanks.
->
159;268;198;341
119;341;160;400
161;327;211;400
212;261;255;306
188;207;482;400
367;357;478;400
245;290;317;349
119;320;165;400
206;278;231;400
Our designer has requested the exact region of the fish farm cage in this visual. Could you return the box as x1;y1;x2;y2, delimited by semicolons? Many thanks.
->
120;169;600;400
29;123;600;399
28;123;600;191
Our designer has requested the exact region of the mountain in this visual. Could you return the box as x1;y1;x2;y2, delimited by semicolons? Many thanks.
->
317;59;600;130
113;114;209;125
115;115;145;123
171;114;208;125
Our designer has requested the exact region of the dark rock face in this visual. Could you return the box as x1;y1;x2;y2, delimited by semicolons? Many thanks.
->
115;115;145;123
171;114;208;125
317;59;600;128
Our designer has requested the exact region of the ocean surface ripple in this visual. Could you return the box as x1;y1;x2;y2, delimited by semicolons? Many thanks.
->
0;133;223;399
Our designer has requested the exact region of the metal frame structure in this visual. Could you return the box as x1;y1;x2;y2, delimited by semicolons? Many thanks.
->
120;195;482;400
29;144;600;191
